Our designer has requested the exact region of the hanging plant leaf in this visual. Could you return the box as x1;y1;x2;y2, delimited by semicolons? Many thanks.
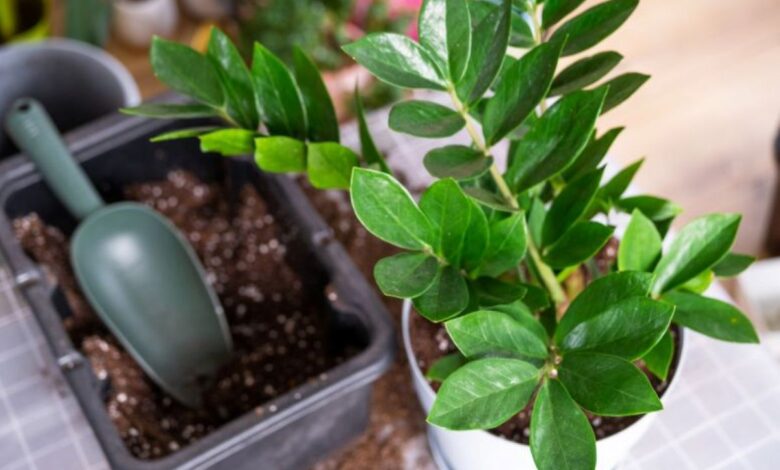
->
389;100;466;138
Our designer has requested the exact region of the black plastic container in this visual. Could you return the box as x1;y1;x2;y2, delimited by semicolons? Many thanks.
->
0;114;395;469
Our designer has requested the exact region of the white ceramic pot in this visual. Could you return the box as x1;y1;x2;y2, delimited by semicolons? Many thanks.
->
112;0;179;48
401;300;687;470
179;0;230;20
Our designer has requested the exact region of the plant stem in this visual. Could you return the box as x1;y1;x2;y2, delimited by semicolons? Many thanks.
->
446;86;567;305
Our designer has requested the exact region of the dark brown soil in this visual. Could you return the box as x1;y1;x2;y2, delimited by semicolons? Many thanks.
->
300;181;436;470
14;171;355;459
410;300;683;444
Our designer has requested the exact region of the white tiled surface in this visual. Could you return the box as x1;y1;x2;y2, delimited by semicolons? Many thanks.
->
1;111;779;469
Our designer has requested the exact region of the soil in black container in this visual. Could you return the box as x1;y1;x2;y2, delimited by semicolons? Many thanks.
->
14;170;357;460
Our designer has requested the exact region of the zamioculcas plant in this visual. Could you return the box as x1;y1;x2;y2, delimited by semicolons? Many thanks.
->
125;2;759;467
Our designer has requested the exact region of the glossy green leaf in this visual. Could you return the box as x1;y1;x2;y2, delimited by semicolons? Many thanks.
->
418;0;472;81
120;103;217;119
713;253;756;277
642;330;673;381
509;8;535;48
616;195;682;230
354;87;390;173
424;145;492;180
429;357;540;429
447;309;548;359
351;169;433;249
678;269;714;294
463;186;518;212
559;296;674;359
413;265;470;321
543;221;614;268
199;129;255;156
549;51;622;97
342;33;446;90
506;89;607;192
374;252;440;298
527;197;546;248
472;277;527;306
483;41;561;144
252;43;307;139
559;351;662;416
550;0;639;56
421;179;489;268
150;126;216;142
456;0;512;104
665;291;759;343
207;28;259;129
520;282;552;311
293;46;339;142
652;213;741;295
555;271;653;344
480;212;528;277
306;143;358;189
389;100;465;138
530;379;596;470
594;72;650;114
254;136;306;173
618;209;662;272
542;0;587;29
599;158;643;203
491;300;549;341
150;37;224;107
543;168;603;246
562;126;623;180
426;353;467;382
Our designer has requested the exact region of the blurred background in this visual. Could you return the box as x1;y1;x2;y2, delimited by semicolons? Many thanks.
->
5;0;775;253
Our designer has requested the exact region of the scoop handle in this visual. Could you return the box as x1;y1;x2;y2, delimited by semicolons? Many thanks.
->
4;98;104;220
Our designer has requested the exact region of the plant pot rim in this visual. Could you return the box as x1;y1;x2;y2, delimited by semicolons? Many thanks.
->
401;298;687;449
0;38;140;107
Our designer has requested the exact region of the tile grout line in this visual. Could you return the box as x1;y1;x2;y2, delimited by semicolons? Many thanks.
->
2;265;94;469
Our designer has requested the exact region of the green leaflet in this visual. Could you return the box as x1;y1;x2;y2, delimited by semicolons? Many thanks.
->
293;46;340;142
251;43;307;139
446;309;548;359
642;330;674;381
424;145;492;180
542;168;603;246
559;351;662;416
199;129;255;156
254;136;306;173
307;142;358;189
550;0;639;56
506;88;607;192
543;221;614;269
389;100;465;138
350;168;434;250
374;252;440;298
429;357;540;429
530;379;596;470
413;265;470;321
207;28;259;129
652;213;741;294
618;209;662;272
150;37;224;108
342;33;446;90
665;291;759;343
549;51;623;97
482;41;561;145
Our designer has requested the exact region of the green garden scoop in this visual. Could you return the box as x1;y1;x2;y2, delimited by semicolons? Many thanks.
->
5;98;233;407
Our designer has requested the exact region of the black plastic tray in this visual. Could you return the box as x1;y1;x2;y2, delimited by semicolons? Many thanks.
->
0;114;395;469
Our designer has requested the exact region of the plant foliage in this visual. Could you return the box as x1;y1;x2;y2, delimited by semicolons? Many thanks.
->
130;5;758;468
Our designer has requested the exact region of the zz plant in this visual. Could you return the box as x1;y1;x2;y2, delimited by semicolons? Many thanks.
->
125;2;759;468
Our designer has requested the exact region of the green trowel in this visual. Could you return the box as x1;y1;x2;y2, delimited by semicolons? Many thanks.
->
5;98;232;407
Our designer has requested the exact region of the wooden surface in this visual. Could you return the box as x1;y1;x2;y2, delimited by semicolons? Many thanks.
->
105;0;780;255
